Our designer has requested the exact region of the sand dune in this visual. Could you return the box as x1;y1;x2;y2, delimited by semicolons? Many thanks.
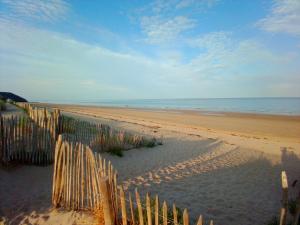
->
1;104;300;225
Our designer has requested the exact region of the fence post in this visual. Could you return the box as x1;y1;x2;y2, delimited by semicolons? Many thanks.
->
280;171;288;225
183;209;189;225
135;188;144;225
99;177;115;225
120;186;127;225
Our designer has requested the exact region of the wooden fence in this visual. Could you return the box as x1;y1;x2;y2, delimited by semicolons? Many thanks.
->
0;115;55;165
17;103;159;154
52;135;118;213
52;137;214;225
16;103;62;140
113;187;215;225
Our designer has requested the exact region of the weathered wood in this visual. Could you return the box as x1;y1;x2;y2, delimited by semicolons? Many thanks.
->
114;172;118;216
86;146;92;208
52;135;62;206
129;192;135;225
99;177;114;225
81;145;84;208
58;142;67;207
173;203;178;225
196;215;203;225
120;186;127;225
135;188;144;225
280;171;288;225
146;193;152;225
162;201;168;225
76;144;81;209
183;209;189;225
155;195;159;225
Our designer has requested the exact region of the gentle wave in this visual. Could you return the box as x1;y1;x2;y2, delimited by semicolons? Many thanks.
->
78;98;300;116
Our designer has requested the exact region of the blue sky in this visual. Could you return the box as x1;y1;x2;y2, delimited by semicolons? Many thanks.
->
0;0;299;102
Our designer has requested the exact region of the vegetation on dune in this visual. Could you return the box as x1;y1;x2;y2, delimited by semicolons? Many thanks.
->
61;115;162;157
108;146;124;157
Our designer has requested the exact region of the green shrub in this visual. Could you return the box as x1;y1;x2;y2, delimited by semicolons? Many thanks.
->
145;138;157;148
108;146;123;157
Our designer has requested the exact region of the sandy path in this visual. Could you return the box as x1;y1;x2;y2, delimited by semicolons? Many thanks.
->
56;108;300;225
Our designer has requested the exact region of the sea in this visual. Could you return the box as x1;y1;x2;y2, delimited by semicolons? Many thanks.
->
75;97;300;116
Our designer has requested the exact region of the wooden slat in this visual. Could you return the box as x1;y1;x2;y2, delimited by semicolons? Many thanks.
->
162;201;167;225
129;192;135;225
280;171;288;225
183;209;189;225
196;215;203;225
135;188;144;225
146;193;152;225
155;195;159;225
173;203;178;225
99;177;114;225
120;186;127;225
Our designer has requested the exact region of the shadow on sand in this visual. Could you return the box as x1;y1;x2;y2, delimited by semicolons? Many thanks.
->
1;138;299;225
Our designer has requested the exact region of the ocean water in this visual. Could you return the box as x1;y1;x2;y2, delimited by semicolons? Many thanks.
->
82;98;300;116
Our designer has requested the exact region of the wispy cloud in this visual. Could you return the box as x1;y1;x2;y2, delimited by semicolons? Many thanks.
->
135;0;218;45
256;0;300;36
188;31;232;51
1;0;69;22
186;32;297;79
146;0;219;14
140;16;196;44
176;0;219;9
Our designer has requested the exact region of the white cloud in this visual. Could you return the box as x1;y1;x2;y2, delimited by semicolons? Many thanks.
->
257;0;300;36
186;32;298;81
140;16;196;44
143;0;219;13
135;0;219;45
1;0;69;22
176;0;219;9
188;31;232;51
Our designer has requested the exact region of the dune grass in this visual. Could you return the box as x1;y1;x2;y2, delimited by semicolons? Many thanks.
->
61;115;162;157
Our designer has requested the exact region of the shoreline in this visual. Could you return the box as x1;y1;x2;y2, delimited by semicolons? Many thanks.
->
34;102;300;118
37;102;300;156
37;102;300;139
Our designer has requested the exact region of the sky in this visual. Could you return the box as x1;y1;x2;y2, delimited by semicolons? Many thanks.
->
0;0;300;102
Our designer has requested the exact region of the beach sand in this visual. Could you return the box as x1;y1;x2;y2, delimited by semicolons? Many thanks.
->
1;103;300;225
